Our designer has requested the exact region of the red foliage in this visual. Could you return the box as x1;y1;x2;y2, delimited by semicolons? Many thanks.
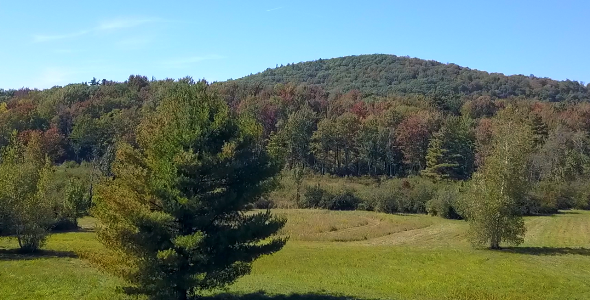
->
395;111;439;169
474;118;494;166
350;101;368;119
17;127;66;162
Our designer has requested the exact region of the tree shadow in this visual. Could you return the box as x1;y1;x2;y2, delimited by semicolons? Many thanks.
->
204;291;373;300
0;248;78;261
51;227;95;233
557;210;580;215
501;247;590;256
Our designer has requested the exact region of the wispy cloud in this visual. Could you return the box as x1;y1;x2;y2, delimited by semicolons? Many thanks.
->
34;67;76;88
161;55;224;68
32;63;129;89
97;18;161;30
266;7;282;12
33;17;162;43
33;30;90;42
115;36;153;49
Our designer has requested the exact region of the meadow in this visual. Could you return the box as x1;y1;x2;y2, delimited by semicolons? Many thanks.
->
2;210;590;300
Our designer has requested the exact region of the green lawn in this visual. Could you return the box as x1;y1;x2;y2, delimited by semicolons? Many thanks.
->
2;211;590;299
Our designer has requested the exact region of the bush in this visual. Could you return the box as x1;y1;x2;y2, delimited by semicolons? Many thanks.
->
327;189;360;210
16;224;49;252
252;197;275;209
426;185;463;219
43;163;94;230
301;184;330;208
300;184;359;210
570;180;590;210
358;183;398;214
526;180;572;214
401;178;435;213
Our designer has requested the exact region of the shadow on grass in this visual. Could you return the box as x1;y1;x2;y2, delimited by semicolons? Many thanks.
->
204;291;371;300
557;210;581;215
51;227;94;233
502;247;590;256
0;248;78;261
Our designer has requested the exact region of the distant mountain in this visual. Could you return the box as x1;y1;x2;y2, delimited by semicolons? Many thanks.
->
231;54;590;102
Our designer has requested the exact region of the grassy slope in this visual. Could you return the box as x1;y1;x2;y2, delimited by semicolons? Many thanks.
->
2;211;590;299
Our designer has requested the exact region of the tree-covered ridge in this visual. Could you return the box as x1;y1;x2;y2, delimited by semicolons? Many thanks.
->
232;54;590;102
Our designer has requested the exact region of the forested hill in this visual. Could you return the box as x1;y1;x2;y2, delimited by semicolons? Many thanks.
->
231;54;590;102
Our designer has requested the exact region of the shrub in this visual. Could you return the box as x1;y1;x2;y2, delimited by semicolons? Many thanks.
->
426;185;463;219
301;184;330;208
527;180;572;215
326;189;360;210
252;197;275;209
570;180;590;210
401;178;435;213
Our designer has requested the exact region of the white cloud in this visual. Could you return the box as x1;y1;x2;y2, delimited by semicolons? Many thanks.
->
34;67;75;88
115;36;153;49
97;18;161;31
266;7;282;12
33;17;162;43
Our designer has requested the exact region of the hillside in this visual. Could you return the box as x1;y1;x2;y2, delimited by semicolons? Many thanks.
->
232;54;590;102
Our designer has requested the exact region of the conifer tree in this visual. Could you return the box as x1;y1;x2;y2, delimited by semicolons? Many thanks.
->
422;117;475;181
421;129;457;181
530;113;549;147
93;82;286;299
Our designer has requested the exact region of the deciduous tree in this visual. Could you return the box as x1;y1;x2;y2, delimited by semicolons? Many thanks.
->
466;111;533;249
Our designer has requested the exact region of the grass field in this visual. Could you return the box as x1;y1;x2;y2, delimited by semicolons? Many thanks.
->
2;210;590;299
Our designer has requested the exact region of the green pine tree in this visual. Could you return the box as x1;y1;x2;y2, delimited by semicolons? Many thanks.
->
92;82;286;300
421;129;460;181
421;117;475;181
422;130;453;181
530;113;548;147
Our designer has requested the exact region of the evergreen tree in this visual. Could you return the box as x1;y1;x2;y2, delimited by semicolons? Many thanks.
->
530;113;549;147
93;82;286;299
422;117;475;181
466;111;533;249
421;129;457;181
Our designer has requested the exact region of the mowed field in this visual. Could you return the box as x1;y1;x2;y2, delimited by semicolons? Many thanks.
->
2;210;590;300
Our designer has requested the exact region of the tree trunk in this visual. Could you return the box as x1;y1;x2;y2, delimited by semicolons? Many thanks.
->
490;234;501;249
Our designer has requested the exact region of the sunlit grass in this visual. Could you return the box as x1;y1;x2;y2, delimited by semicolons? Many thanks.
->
2;212;590;299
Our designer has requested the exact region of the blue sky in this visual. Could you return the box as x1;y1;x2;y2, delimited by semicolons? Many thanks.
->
1;0;589;89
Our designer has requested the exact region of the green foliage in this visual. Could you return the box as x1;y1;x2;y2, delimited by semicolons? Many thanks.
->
93;81;286;299
465;111;534;249
422;117;475;181
421;130;456;181
298;176;436;214
41;161;95;230
301;184;329;209
0;132;54;252
426;184;463;219
233;54;590;102
300;184;359;211
270;107;316;169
